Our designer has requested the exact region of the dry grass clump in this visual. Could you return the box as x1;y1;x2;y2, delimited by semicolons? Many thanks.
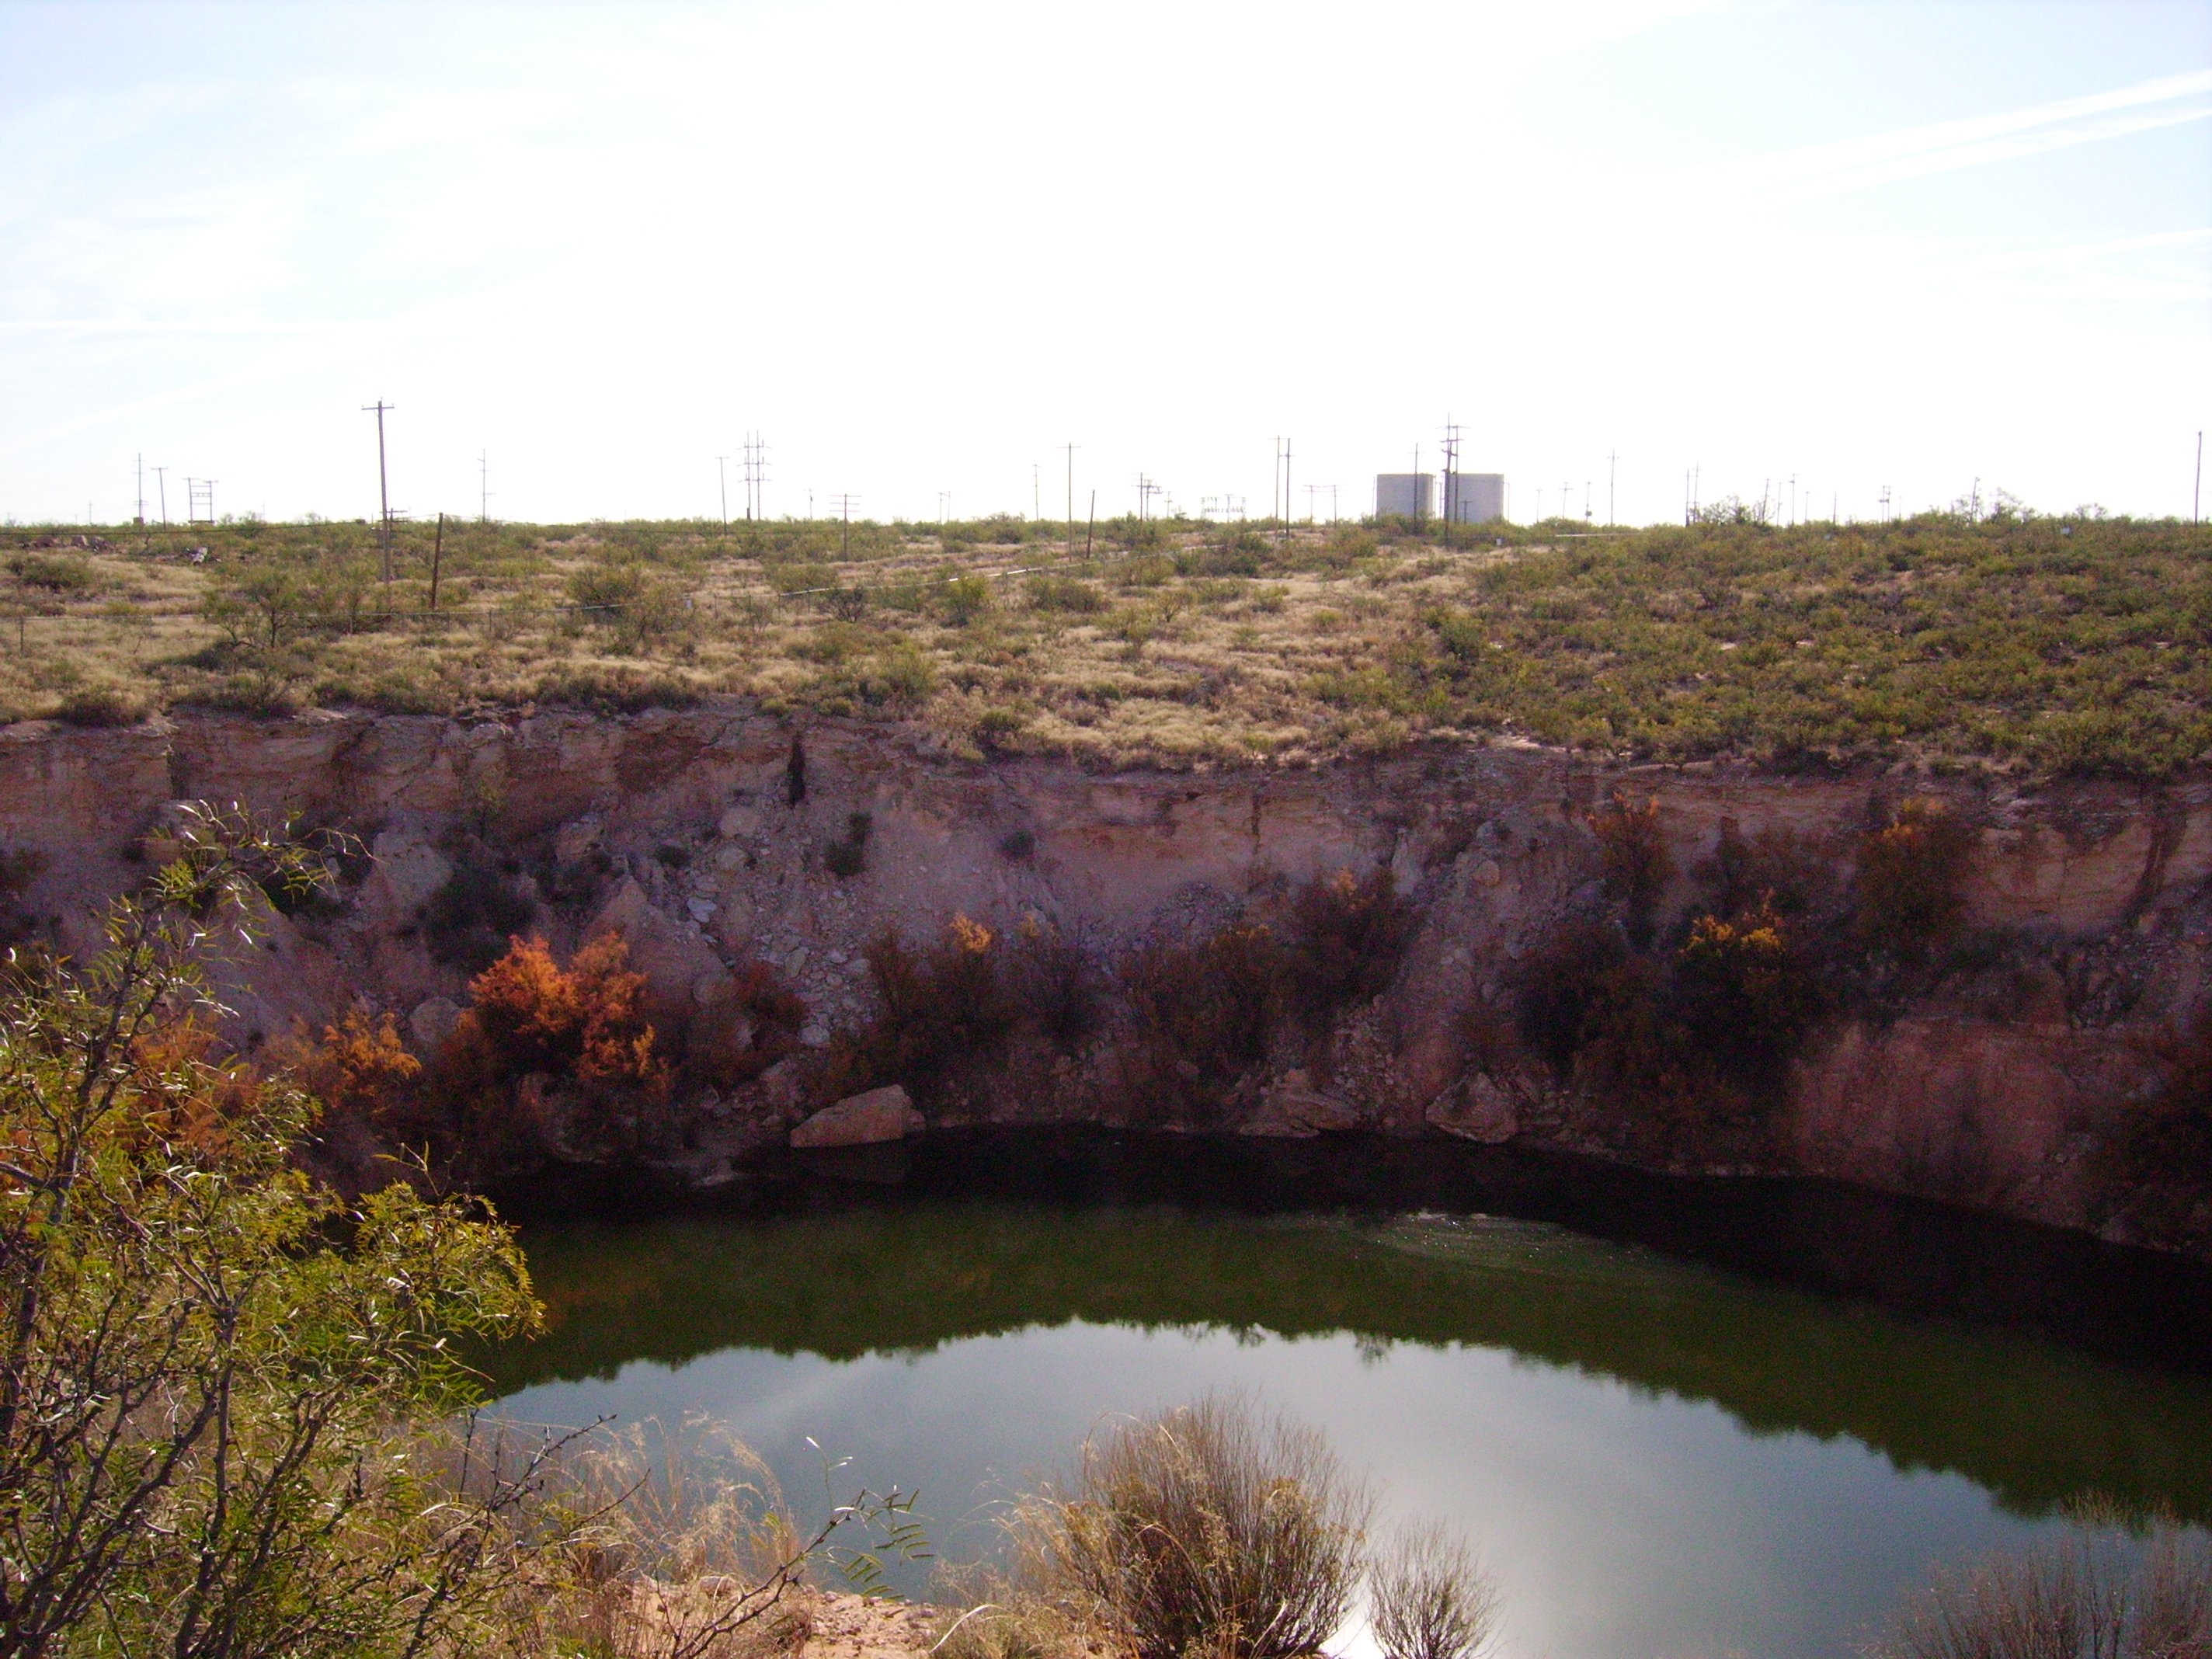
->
1014;1396;1374;1659
1869;1518;2210;1659
1368;1522;1500;1659
942;1396;1496;1659
493;1418;816;1659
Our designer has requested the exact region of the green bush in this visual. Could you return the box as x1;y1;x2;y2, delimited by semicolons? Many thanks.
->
1027;574;1107;614
938;574;993;625
0;810;541;1659
9;551;96;592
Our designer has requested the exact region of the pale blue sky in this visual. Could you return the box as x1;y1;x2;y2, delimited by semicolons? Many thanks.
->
2;0;2207;524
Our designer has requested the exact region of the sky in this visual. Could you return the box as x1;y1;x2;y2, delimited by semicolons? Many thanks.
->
1;0;2207;527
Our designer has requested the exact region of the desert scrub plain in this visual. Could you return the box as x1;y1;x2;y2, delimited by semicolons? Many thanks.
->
3;505;2210;774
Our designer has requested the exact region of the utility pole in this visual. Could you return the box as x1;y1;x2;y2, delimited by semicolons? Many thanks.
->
939;490;952;524
478;451;491;524
1063;441;1077;560
153;467;169;528
717;456;729;528
830;492;859;558
429;512;445;613
134;454;145;527
1440;417;1460;544
743;433;767;520
363;400;395;582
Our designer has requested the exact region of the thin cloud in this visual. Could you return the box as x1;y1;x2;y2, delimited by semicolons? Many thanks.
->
1706;70;2212;204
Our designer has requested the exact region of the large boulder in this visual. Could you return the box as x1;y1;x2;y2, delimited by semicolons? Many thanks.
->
791;1084;925;1149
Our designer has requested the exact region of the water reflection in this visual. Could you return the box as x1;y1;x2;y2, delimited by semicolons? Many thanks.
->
487;1131;2212;1659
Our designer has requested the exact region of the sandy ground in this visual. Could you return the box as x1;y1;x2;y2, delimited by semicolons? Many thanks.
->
803;1592;943;1659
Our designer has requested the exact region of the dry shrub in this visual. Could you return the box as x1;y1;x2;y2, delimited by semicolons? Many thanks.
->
1593;793;1671;947
1012;913;1100;1052
55;680;149;727
1870;1521;2210;1659
530;1419;809;1659
1120;924;1283;1119
1511;903;1818;1141
1671;898;1822;1078
828;913;1097;1109
1514;921;1633;1081
1369;1521;1499;1659
2099;1014;2212;1250
422;853;538;972
1282;868;1417;1032
684;962;808;1092
1856;796;1975;956
1016;1396;1372;1659
928;1591;1098;1659
282;1003;428;1141
829;914;1017;1108
1706;819;1831;920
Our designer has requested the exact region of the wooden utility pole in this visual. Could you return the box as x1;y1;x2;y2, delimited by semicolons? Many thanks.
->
1064;442;1077;560
363;400;395;581
429;512;446;612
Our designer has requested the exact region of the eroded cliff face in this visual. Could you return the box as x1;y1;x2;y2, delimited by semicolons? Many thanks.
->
2;704;2207;1249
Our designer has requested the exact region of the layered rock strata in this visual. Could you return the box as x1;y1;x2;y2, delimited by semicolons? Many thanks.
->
2;703;2205;1250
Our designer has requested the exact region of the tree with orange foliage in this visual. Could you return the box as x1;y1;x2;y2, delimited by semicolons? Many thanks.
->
461;933;667;1095
433;933;672;1172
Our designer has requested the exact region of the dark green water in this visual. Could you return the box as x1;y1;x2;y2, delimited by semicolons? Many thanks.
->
487;1131;2212;1659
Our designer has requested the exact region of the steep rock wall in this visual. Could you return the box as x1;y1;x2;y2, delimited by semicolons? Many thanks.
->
2;704;2207;1248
